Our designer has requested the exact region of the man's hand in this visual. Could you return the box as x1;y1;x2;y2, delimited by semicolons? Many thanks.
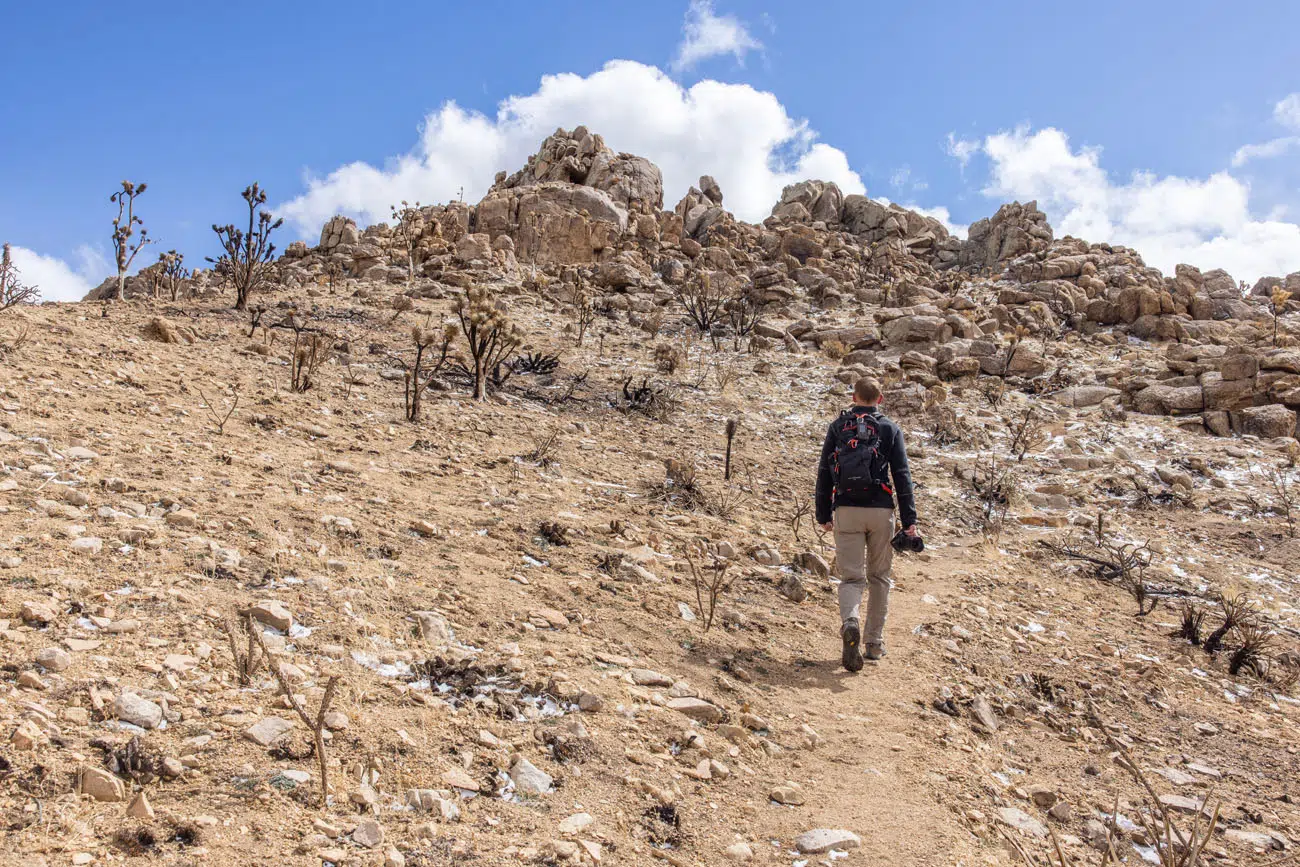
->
819;522;834;533
904;524;919;537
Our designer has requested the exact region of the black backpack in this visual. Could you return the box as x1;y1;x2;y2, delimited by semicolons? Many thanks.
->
830;410;891;500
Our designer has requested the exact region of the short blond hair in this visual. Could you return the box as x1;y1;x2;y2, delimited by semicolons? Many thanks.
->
853;377;882;404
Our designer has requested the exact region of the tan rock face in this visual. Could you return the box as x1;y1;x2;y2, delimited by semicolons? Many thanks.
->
78;767;126;802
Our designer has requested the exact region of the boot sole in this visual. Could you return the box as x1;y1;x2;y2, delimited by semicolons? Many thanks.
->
842;624;863;672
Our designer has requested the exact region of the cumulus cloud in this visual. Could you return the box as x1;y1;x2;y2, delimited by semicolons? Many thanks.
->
1231;136;1300;167
278;60;863;236
966;125;1300;282
945;133;980;169
671;0;762;72
6;245;103;303
1275;93;1300;129
1231;92;1300;167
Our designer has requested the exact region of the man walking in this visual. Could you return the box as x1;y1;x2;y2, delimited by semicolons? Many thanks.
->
815;377;918;671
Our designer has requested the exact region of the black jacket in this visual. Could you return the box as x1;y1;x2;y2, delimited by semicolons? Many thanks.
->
815;406;917;527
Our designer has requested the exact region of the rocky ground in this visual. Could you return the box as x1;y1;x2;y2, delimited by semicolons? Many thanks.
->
4;128;1300;866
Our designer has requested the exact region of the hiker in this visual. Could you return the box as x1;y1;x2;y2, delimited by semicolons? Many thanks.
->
815;377;918;671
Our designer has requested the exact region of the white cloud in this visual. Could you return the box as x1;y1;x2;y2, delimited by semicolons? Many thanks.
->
877;197;966;239
278;60;863;236
908;204;965;239
1275;92;1300;130
968;125;1300;282
945;132;980;169
1231;93;1300;166
7;246;101;303
1231;136;1300;167
671;1;762;72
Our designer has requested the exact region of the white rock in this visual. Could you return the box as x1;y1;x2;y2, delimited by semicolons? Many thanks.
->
36;647;72;672
70;537;103;556
114;692;162;729
795;829;862;854
509;757;554;795
244;717;294;746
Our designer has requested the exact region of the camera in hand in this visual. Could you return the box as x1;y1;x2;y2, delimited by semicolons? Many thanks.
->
891;529;924;554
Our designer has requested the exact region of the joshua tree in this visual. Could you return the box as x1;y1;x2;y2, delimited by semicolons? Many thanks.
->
455;286;523;400
110;181;152;301
208;183;284;311
160;250;189;302
389;201;423;287
390;323;459;421
1;244;41;311
1271;286;1293;346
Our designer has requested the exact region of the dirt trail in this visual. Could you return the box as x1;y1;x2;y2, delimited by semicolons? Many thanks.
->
751;549;980;865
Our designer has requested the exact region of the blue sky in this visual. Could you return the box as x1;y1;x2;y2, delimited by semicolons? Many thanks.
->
3;0;1298;300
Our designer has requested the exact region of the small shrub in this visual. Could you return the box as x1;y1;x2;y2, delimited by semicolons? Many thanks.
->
1228;622;1276;677
969;454;1018;542
1004;405;1046;462
654;342;684;374
685;544;734;632
821;338;847;361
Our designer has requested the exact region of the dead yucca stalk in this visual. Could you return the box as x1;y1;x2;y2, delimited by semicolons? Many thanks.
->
1177;601;1205;645
724;419;738;481
524;427;561;468
1203;592;1254;655
1000;816;1119;867
224;613;264;686
1228;622;1276;677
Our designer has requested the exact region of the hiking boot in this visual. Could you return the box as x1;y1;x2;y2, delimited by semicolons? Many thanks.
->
864;642;886;661
841;619;863;672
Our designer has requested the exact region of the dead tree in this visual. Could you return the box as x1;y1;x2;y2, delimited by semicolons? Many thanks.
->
272;311;326;393
685;545;734;632
160;250;189;301
0;244;40;311
389;201;424;287
110;181;152;301
725;287;763;350
455;286;522;400
674;272;728;340
208;183;284;311
196;385;240;435
389;323;458;421
251;625;340;808
572;282;598;347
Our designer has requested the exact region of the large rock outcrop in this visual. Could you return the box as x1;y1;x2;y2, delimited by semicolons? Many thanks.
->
473;126;663;264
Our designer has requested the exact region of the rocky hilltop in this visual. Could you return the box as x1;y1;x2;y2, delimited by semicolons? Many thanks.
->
2;129;1297;866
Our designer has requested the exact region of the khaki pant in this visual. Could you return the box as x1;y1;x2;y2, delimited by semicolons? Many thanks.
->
833;506;895;644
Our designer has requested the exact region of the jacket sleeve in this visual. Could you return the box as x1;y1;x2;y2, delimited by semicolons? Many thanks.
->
889;426;918;528
814;423;836;525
